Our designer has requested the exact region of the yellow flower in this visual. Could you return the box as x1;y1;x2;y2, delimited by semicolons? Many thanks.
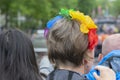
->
80;24;89;33
85;16;97;29
69;10;97;33
69;10;85;23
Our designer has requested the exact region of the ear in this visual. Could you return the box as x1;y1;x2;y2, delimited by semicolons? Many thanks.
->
98;53;103;62
82;59;88;65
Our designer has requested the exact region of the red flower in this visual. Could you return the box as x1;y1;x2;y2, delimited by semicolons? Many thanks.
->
88;29;98;50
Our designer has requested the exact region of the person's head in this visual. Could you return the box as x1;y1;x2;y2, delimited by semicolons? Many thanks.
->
98;34;120;61
45;9;98;73
0;29;42;80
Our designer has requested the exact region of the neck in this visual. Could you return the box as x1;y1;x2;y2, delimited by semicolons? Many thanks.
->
59;64;85;74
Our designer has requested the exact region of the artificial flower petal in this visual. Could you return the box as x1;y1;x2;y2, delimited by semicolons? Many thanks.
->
85;16;97;29
69;10;85;22
44;28;49;38
47;16;63;29
59;9;70;17
80;24;89;33
88;29;98;50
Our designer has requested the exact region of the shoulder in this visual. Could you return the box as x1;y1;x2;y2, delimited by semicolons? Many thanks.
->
46;69;88;80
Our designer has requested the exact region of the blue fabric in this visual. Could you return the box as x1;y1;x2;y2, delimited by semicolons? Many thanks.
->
98;50;120;65
47;16;63;29
117;72;120;80
86;50;120;80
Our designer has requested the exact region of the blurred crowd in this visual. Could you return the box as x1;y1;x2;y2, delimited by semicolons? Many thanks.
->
0;9;119;80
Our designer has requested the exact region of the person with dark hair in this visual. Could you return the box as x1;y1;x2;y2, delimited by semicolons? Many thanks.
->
44;9;115;80
0;29;42;80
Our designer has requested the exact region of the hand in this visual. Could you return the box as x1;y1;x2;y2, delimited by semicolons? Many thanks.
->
93;66;115;80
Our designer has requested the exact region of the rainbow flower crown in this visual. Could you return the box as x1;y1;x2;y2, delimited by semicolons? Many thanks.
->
44;9;98;50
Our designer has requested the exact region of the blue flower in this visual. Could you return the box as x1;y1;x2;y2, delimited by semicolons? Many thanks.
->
47;16;63;29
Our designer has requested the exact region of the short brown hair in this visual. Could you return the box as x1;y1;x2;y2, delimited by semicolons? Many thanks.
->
47;18;88;66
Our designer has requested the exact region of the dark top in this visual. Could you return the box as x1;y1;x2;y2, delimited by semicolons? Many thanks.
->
46;69;88;80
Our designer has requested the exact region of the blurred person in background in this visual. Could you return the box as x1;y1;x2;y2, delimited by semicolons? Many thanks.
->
31;29;54;79
87;34;120;80
0;29;43;80
94;23;119;57
39;55;54;80
98;34;120;61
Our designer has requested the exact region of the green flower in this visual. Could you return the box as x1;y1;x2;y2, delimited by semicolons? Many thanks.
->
59;9;74;19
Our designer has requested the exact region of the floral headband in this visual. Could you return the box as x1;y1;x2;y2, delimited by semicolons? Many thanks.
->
44;9;98;50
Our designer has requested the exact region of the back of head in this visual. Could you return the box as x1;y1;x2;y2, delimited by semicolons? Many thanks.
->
47;18;88;66
45;9;98;67
102;34;120;56
0;29;42;80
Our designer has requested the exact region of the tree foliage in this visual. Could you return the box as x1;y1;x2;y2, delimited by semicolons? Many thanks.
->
78;0;96;15
0;0;98;30
113;0;120;16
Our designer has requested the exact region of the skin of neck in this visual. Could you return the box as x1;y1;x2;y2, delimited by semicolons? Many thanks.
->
58;62;85;74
